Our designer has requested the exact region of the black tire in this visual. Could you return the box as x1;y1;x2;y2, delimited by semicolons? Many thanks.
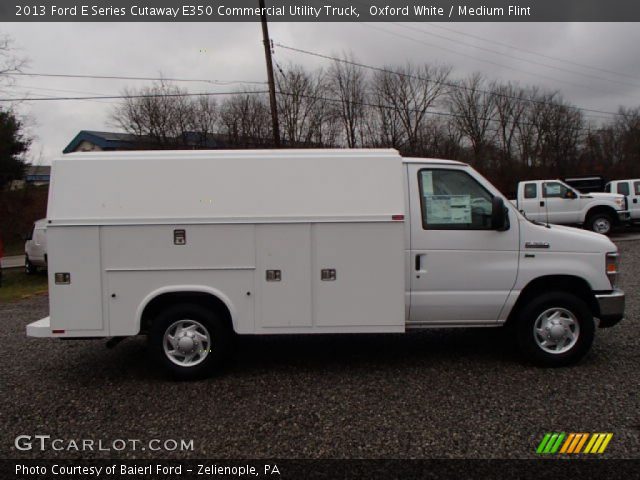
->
25;257;37;275
514;292;595;367
149;303;232;380
585;212;614;235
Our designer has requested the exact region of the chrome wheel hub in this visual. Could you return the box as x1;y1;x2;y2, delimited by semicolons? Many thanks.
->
593;218;611;234
163;319;211;367
533;307;580;354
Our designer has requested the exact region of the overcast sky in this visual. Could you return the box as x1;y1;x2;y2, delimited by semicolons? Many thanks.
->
1;22;640;165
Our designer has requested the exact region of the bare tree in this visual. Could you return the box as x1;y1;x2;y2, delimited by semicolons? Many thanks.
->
581;107;640;178
612;107;640;176
0;33;27;92
103;57;640;187
369;73;405;149
276;64;325;146
219;92;272;146
372;64;451;154
492;82;527;170
111;81;184;146
189;96;219;147
449;73;498;170
327;55;368;148
110;80;219;148
0;34;29;189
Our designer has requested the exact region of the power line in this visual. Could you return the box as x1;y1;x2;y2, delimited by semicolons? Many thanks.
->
274;90;601;134
3;89;117;104
422;22;640;82
5;72;267;85
10;84;113;97
359;23;640;103
0;90;269;102
1;84;598;132
0;84;605;136
274;42;628;119
390;22;640;90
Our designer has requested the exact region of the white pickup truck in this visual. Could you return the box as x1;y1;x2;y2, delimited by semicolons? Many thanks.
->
605;179;640;223
514;179;630;234
27;150;625;379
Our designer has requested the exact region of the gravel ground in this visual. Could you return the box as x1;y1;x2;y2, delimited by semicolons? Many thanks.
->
1;240;639;460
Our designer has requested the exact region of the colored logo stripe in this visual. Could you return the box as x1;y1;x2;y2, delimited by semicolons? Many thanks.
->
536;433;565;454
537;433;613;454
559;433;575;453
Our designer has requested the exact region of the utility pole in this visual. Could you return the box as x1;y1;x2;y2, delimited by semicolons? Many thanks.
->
259;0;280;147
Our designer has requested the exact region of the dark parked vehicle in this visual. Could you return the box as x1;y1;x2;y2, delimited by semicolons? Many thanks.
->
563;175;606;193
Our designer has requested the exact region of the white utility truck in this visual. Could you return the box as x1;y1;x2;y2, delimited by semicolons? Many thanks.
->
27;150;625;379
605;179;640;223
25;218;48;274
514;179;629;234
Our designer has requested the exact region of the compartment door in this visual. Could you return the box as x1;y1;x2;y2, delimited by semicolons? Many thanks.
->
47;226;104;332
256;224;312;328
313;223;405;328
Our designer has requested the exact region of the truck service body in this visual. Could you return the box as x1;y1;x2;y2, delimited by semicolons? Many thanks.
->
27;149;625;378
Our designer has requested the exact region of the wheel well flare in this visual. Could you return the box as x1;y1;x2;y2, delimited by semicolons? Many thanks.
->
139;292;233;334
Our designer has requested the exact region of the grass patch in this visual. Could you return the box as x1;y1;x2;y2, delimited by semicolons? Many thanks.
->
0;268;48;303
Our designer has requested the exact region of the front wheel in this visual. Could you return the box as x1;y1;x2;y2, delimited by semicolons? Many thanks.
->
514;292;595;367
149;303;232;380
586;212;613;235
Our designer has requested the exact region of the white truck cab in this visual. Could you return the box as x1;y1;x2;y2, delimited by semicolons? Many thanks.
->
515;179;629;234
27;150;625;379
605;179;640;222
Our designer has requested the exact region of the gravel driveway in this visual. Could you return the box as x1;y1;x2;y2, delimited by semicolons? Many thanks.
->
1;241;638;460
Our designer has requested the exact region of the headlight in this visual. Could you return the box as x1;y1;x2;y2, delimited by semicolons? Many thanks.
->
605;252;619;288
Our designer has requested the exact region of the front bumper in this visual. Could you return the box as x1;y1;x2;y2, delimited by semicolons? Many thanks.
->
595;289;625;328
618;211;631;222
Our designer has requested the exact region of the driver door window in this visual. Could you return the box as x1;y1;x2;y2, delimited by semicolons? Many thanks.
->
419;169;493;230
543;182;569;198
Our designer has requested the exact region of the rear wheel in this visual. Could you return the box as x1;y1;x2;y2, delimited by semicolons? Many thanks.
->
149;303;232;380
514;292;595;367
585;212;613;235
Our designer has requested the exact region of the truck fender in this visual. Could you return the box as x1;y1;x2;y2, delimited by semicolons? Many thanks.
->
582;204;619;224
135;285;238;334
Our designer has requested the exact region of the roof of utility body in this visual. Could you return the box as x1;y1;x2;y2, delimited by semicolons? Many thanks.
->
62;148;399;161
401;157;467;166
48;149;407;225
64;149;468;167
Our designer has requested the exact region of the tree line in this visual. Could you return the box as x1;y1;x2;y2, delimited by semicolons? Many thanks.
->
111;59;640;195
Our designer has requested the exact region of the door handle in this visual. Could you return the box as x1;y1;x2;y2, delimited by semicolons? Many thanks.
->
415;254;421;271
540;201;545;207
634;198;638;204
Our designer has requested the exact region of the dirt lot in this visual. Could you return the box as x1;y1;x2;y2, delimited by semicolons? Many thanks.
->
1;240;638;460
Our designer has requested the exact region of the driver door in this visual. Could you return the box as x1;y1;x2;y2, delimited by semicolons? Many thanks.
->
408;165;519;325
541;181;579;224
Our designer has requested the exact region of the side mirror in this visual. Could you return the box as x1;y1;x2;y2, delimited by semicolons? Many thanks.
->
564;190;577;199
491;196;509;231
